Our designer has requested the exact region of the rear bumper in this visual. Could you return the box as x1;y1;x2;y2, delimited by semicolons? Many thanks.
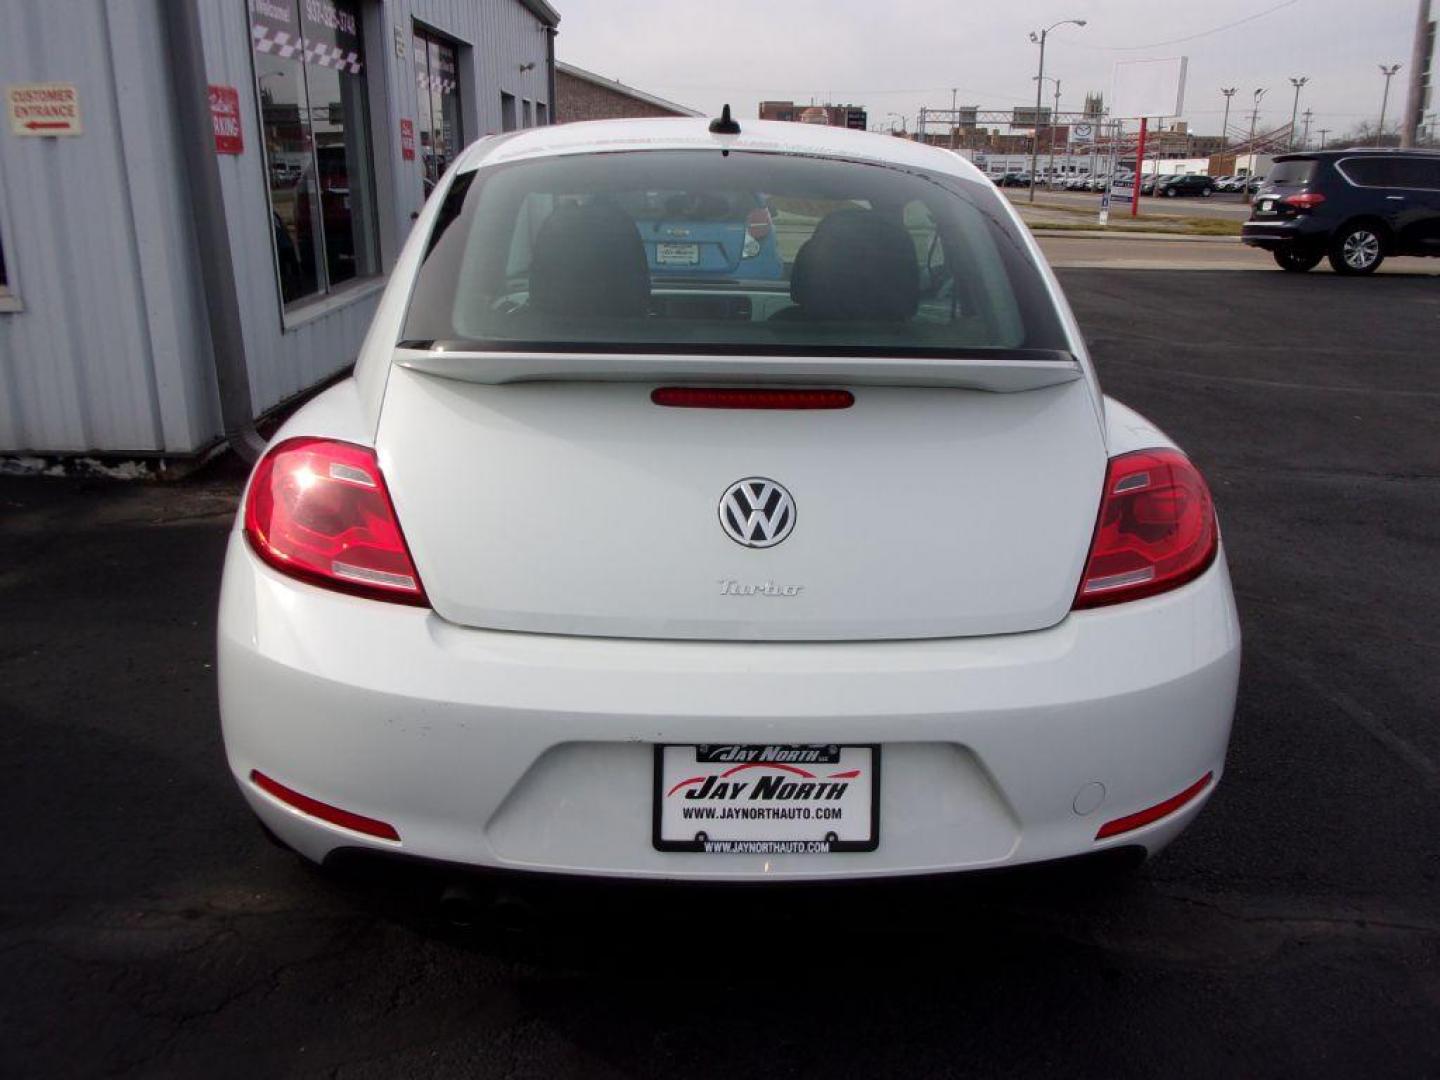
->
1241;220;1328;249
218;533;1241;882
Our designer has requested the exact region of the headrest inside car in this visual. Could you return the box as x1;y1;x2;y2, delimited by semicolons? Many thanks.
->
789;208;920;321
529;201;650;318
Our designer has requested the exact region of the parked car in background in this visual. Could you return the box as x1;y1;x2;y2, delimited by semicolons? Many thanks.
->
221;117;1240;888
1159;174;1215;198
1242;149;1440;274
618;189;785;282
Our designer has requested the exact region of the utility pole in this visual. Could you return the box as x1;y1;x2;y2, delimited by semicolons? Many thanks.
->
950;88;958;150
1027;18;1086;203
1378;64;1402;145
1220;87;1237;145
1401;0;1431;147
1287;76;1308;149
1051;79;1062;185
1033;76;1062;185
1317;127;1330;149
1245;88;1266;204
1301;108;1314;149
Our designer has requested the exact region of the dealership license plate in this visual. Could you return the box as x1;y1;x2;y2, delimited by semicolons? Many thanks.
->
654;744;879;853
656;242;700;265
1258;198;1275;213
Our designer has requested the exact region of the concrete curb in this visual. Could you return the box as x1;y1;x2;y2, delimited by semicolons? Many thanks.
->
1029;229;1243;243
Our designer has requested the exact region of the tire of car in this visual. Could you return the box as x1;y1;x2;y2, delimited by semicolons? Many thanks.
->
1201;186;1213;197
1164;187;1178;197
1328;221;1386;276
1273;248;1323;272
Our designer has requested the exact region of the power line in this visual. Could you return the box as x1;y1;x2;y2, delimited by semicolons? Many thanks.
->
1071;0;1303;51
650;82;1037;104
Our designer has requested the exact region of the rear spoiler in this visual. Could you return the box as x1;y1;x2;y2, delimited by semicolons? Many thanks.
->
393;346;1082;393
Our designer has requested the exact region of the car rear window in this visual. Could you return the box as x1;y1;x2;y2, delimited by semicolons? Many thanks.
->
1267;160;1316;185
400;150;1067;356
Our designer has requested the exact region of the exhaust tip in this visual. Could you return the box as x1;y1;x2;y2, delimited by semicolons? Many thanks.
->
437;884;537;933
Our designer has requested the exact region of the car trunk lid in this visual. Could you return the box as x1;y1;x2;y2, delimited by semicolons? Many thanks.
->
375;358;1106;641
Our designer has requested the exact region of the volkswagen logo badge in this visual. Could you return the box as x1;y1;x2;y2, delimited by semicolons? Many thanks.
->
719;478;796;549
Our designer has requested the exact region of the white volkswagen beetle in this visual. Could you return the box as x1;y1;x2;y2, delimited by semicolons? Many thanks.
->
219;116;1239;882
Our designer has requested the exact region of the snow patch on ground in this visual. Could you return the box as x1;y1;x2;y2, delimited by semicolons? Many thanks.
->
1;455;160;480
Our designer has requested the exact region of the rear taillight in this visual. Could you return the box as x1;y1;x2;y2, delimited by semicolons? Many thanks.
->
742;208;772;259
243;437;427;606
1074;449;1217;609
1281;192;1326;211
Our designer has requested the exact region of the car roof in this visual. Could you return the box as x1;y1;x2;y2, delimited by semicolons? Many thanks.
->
1273;148;1440;161
455;116;988;183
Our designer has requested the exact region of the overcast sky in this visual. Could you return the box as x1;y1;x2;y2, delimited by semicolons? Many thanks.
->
554;0;1424;140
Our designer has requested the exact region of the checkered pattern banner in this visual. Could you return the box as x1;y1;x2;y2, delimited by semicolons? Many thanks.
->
308;40;363;75
417;71;457;96
252;24;303;59
253;23;364;75
252;0;365;77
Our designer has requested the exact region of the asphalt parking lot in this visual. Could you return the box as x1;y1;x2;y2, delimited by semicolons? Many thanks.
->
2;268;1438;1078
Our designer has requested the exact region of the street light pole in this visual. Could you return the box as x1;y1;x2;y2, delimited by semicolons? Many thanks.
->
1287;76;1308;149
1028;18;1085;204
1220;87;1236;146
1377;64;1402;145
1244;88;1266;204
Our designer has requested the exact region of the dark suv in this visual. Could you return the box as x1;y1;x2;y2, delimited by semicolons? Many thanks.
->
1242;149;1440;274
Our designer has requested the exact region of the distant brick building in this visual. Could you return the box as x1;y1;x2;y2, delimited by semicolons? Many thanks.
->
555;62;701;122
759;101;868;129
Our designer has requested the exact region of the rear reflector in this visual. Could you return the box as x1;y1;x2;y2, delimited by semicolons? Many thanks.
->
1074;448;1218;608
651;387;854;410
1095;772;1214;840
250;770;400;841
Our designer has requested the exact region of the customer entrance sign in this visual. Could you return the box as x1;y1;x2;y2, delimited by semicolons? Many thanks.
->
8;83;82;137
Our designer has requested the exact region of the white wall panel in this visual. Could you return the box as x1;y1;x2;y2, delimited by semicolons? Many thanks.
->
0;0;553;455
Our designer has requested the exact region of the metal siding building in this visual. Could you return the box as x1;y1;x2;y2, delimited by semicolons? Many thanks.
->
0;0;557;457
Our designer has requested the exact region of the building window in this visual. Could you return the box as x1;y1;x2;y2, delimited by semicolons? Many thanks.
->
252;0;380;308
413;25;462;197
501;92;517;132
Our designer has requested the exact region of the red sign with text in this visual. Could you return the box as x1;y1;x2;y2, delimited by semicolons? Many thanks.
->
209;85;243;155
400;118;415;161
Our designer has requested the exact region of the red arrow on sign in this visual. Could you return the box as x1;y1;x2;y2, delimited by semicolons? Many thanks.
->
24;120;72;131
